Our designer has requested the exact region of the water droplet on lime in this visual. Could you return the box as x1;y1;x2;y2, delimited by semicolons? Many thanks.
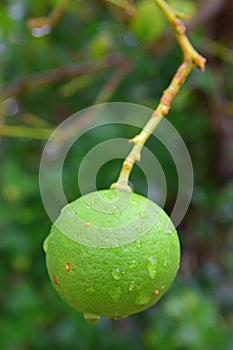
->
113;239;119;247
111;268;122;280
109;193;116;199
113;314;126;320
140;211;148;219
141;223;146;230
110;286;121;302
129;259;137;269
146;256;157;279
135;240;142;248
166;222;174;234
135;294;150;306
136;228;142;233
128;281;135;292
84;313;100;325
113;210;120;217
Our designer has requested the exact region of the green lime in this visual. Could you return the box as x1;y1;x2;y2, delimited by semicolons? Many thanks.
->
130;0;166;43
43;189;180;323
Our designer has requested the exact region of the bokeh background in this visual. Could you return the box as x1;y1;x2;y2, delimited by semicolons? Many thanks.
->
0;0;233;349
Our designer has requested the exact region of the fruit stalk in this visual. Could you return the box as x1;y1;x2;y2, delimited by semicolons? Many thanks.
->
27;0;71;30
111;0;206;192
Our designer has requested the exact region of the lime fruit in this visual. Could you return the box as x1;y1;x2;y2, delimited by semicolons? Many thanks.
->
43;189;180;323
130;0;166;44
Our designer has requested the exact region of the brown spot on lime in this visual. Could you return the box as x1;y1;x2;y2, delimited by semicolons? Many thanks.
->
84;221;91;227
65;264;70;271
153;289;159;295
53;275;58;284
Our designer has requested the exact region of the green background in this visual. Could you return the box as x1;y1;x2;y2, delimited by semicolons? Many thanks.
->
0;0;233;349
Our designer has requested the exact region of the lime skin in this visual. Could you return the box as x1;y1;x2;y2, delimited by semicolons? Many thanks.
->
44;189;180;323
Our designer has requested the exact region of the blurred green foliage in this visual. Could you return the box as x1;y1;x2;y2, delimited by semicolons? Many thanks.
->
0;0;233;349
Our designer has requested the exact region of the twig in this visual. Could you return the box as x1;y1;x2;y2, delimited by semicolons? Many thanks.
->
22;113;54;128
147;0;225;61
155;0;206;70
0;125;53;140
49;0;71;26
0;65;132;141
111;0;206;191
27;0;71;31
197;36;233;65
105;0;136;16
94;64;132;104
1;54;131;99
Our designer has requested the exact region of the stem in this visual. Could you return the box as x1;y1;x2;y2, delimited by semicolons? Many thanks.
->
105;0;136;16
111;0;206;192
50;0;71;26
154;0;206;70
197;36;233;65
27;0;71;30
1;54;130;99
0;125;53;140
94;64;132;104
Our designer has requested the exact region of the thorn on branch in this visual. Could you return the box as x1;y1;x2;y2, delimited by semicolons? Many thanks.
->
173;18;186;35
128;138;135;144
196;56;207;71
123;160;131;170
